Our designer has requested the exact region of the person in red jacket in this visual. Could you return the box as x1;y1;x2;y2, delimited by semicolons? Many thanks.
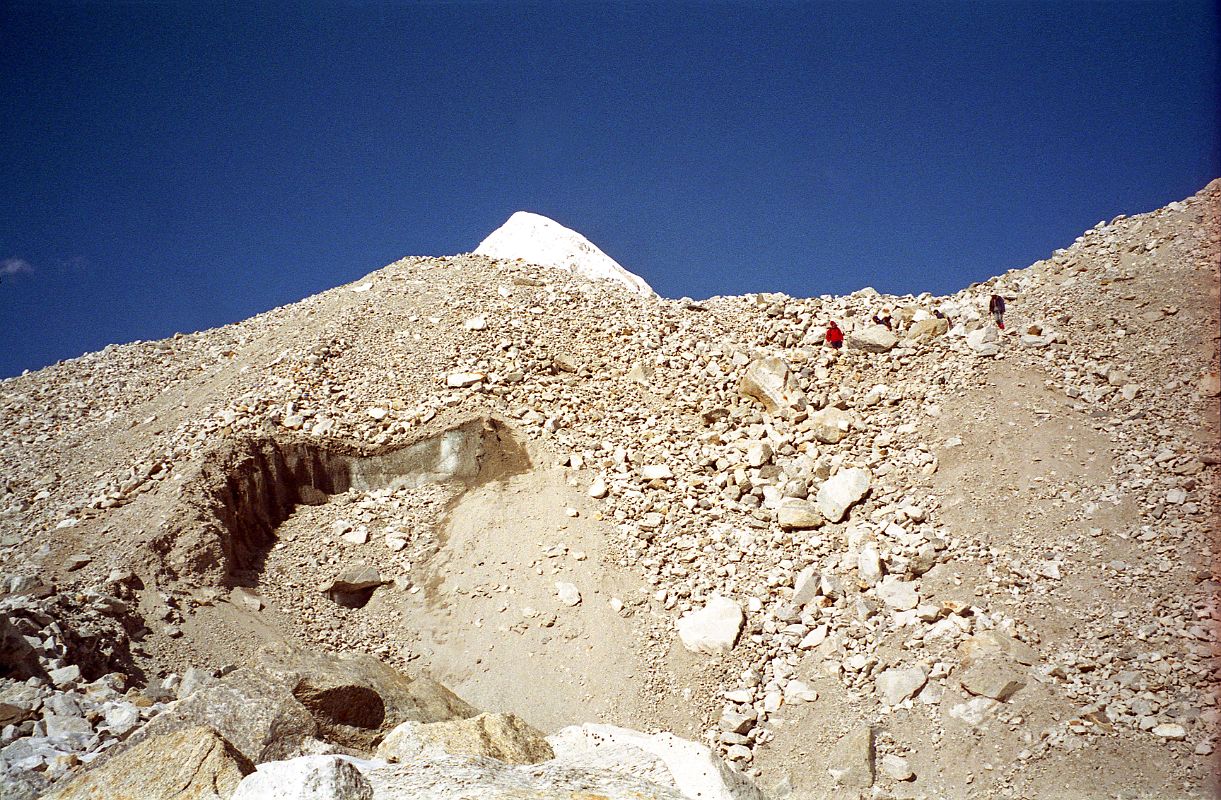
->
825;321;844;349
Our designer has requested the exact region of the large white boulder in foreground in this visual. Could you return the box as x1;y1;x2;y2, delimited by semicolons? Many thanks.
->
231;755;372;800
475;211;655;296
676;594;744;655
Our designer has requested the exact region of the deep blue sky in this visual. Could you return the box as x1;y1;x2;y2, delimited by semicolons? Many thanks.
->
2;2;1217;378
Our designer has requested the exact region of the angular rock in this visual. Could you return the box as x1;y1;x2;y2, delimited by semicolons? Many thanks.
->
445;372;484;388
744;441;772;468
231;755;373;800
905;317;949;342
815;467;871;523
376;712;553;765
777;500;824;531
128;669;319;764
966;325;1000;356
676;595;744;655
826;726;874;789
857;544;883;586
958;630;1040;666
548;723;763;800
847;326;898;353
555;582;581;607
738;357;807;418
875;666;927;705
42;726;253;800
804;406;852;444
640;464;673;481
324;565;385;608
876;576;919;611
880;753;914;781
958;656;1027;702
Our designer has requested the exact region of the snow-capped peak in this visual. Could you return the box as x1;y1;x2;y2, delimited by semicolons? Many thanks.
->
474;211;655;297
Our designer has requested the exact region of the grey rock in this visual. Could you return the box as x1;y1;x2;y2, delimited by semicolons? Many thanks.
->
826;726;874;789
958;657;1027;702
41;725;252;800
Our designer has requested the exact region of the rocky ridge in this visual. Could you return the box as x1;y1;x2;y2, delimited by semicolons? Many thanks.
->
0;180;1217;799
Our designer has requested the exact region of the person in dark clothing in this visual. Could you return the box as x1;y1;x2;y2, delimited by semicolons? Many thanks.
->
989;294;1006;330
871;308;893;330
825;321;844;349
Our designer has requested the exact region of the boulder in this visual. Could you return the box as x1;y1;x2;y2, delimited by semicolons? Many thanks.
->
366;753;689;800
905;317;949;342
42;726;252;800
128;669;319;764
676;595;744;655
966;325;1000;356
549;723;763;800
958;631;1040;666
826;726;874;789
777;500;824;531
230;755;372;800
804;406;852;444
958;656;1027;702
875;667;928;705
324;565;385;608
847;326;898;353
376;712;553;765
875;576;919;611
815;468;871;523
738;357;807;418
254;643;478;752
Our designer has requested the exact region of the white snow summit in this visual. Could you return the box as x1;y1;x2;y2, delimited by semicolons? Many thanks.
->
474;211;655;297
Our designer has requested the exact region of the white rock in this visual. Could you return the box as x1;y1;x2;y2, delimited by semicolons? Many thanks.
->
798;625;828;650
640;464;674;481
588;478;608;498
857;544;883;585
231;755;373;800
876;576;919;611
966;325;1000;355
947;697;998;727
815;467;871;523
875;666;928;705
548;723;762;800
676;595;744;655
744;441;772;468
847;326;899;353
463;315;487;331
783;680;819;704
1153;723;1187;740
806;406;852;444
555;582;582;607
880;754;913;781
738;357;807;418
446;372;484;388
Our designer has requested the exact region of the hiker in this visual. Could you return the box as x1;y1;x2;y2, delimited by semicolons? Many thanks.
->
825;321;844;349
989;294;1006;330
872;308;893;330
